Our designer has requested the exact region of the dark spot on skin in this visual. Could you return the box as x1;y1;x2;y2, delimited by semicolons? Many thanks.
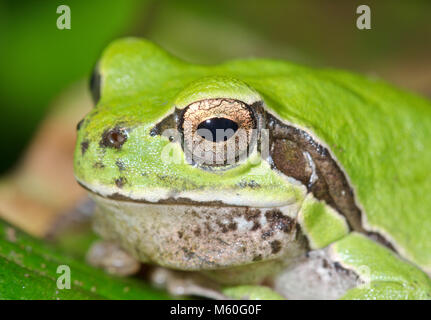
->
116;160;125;171
244;208;261;221
253;254;262;262
239;246;247;253
333;262;344;272
190;210;200;218
149;128;158;136
261;231;273;240
216;220;229;233
237;180;260;189
115;177;127;188
100;127;128;149
249;180;260;188
93;162;105;169
81;140;89;155
193;228;201;237
270;240;282;254
76;119;85;131
182;247;195;260
177;231;183;239
265;209;295;233
215;219;237;233
251;221;261;231
244;208;262;232
228;222;237;231
158;175;168;181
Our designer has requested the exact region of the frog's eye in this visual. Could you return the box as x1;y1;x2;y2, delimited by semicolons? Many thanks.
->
181;98;256;166
89;66;101;104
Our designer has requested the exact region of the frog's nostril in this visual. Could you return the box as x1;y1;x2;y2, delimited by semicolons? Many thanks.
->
100;127;128;149
109;131;125;145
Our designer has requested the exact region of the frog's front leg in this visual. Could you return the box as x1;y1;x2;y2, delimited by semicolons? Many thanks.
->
331;233;431;300
273;244;360;299
274;233;431;300
86;240;228;298
86;240;141;276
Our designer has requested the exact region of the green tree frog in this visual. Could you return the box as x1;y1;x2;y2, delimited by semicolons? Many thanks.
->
74;38;431;299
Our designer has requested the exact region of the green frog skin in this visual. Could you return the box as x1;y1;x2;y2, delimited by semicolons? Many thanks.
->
74;38;431;300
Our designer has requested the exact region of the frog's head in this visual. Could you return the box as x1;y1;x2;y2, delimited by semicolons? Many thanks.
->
74;38;315;274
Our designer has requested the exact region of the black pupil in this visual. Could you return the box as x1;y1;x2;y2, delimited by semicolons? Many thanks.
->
197;117;239;142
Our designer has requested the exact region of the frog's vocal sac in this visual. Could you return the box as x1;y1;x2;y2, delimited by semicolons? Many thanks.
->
74;38;431;300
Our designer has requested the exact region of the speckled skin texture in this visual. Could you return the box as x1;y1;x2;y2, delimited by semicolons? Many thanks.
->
91;194;307;284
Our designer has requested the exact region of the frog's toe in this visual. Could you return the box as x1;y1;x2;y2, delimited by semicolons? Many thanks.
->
86;240;141;276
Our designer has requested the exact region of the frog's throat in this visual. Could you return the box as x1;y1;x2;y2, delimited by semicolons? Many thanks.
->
90;193;309;274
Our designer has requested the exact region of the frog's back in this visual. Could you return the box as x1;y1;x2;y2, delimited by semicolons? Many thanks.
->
222;60;431;271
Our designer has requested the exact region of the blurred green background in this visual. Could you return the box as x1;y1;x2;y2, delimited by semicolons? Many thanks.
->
1;0;430;174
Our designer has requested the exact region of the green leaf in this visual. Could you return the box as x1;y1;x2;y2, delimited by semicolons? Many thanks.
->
0;220;171;300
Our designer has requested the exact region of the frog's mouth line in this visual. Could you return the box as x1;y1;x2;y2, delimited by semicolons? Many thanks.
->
77;180;290;208
78;177;398;258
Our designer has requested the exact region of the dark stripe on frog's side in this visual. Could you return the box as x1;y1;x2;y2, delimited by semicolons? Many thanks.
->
261;107;364;233
260;104;395;250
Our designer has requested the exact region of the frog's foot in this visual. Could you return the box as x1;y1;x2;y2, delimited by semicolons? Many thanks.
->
46;197;95;240
149;267;228;300
273;248;360;300
86;240;141;276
